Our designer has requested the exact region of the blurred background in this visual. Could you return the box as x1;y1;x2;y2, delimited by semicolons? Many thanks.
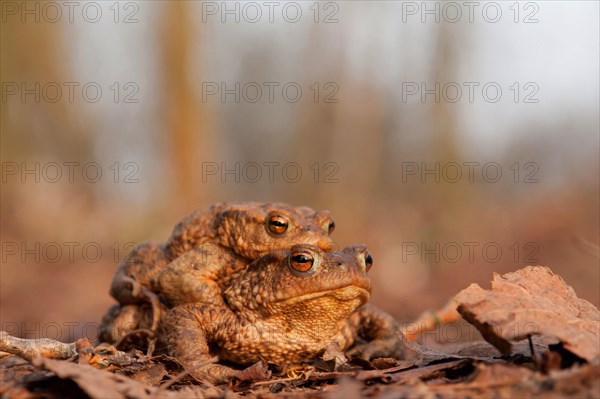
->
1;1;598;342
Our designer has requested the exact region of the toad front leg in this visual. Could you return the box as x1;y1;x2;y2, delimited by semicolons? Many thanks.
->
341;304;407;360
159;304;240;384
109;241;167;304
99;242;169;344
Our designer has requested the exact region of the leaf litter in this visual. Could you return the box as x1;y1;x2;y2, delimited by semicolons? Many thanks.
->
1;265;598;398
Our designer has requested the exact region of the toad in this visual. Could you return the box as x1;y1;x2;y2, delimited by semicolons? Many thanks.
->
100;202;336;343
159;244;405;383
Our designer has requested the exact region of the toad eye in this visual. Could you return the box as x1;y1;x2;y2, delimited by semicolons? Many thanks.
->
289;251;314;273
267;215;289;235
364;251;373;272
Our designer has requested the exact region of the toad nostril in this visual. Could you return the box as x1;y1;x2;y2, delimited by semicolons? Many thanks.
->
366;254;372;263
327;220;335;234
364;253;373;271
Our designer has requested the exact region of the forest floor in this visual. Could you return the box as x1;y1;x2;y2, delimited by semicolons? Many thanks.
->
1;266;599;399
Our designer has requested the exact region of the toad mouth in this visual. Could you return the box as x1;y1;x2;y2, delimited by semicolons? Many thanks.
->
330;286;371;301
276;285;371;305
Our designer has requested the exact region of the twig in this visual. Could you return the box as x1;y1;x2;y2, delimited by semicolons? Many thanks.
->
122;276;163;332
0;331;76;361
146;336;157;358
251;375;303;387
152;370;189;396
114;328;155;352
528;334;540;370
572;236;600;259
402;299;461;341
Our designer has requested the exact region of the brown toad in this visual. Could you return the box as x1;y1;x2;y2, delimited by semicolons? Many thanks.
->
159;244;405;383
100;202;336;343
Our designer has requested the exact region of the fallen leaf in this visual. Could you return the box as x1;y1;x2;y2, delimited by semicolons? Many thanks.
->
324;376;363;399
370;357;402;370
427;362;534;391
234;360;271;382
322;344;348;371
455;266;600;362
449;336;551;359
33;357;151;399
124;362;167;386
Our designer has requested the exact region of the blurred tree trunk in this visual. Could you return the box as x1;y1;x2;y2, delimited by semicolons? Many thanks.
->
328;78;386;224
162;2;214;211
287;24;341;206
285;15;388;229
1;14;95;236
430;23;462;167
422;22;470;256
1;14;91;161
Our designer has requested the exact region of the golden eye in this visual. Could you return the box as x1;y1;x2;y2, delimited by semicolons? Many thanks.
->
267;215;289;235
289;251;314;273
364;251;373;272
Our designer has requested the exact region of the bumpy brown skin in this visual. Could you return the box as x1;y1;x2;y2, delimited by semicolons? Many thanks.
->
165;202;335;261
111;202;334;304
159;245;405;384
157;241;248;307
99;202;335;343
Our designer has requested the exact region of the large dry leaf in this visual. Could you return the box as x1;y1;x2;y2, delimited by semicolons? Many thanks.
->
455;266;600;362
33;357;152;399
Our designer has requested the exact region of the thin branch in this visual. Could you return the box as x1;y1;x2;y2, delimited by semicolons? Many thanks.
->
0;331;76;361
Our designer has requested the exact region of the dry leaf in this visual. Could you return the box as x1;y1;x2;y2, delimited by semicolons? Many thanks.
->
388;359;472;384
369;357;407;370
324;376;363;399
448;336;551;358
427;362;534;393
234;360;271;382
125;363;167;386
33;357;151;399
455;266;600;362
